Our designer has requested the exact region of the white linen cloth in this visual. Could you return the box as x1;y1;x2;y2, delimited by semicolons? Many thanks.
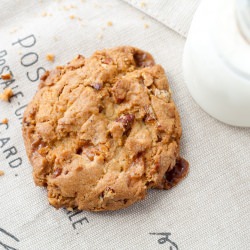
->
0;0;249;249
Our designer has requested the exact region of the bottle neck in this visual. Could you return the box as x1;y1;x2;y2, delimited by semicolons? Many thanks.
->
235;0;250;42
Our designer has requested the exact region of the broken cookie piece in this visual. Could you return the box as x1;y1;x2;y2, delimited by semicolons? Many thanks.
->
46;54;55;62
1;118;8;124
0;88;13;102
1;73;12;80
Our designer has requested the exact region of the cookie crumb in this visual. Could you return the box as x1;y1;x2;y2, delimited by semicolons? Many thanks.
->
140;2;146;7
1;118;8;124
46;54;55;62
0;88;13;102
63;6;69;11
0;170;4;176
10;28;18;34
63;5;76;11
107;21;113;27
69;15;75;19
1;73;12;80
144;24;149;29
41;12;47;17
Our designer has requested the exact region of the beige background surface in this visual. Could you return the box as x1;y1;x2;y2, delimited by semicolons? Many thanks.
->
0;0;249;249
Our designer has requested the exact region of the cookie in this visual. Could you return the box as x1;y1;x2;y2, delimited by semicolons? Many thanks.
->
22;46;189;211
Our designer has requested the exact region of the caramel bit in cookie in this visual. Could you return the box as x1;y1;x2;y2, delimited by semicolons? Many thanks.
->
1;73;12;80
46;54;55;62
0;88;13;102
1;118;8;124
0;170;4;176
133;51;154;68
69;15;75;19
116;114;135;130
164;158;189;189
107;21;113;26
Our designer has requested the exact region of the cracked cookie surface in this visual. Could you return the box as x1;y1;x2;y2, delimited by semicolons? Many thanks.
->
22;46;189;211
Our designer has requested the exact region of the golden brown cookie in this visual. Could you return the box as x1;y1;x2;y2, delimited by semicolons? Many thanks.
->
22;46;189;211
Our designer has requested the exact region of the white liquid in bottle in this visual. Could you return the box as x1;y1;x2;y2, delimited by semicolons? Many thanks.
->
183;0;250;127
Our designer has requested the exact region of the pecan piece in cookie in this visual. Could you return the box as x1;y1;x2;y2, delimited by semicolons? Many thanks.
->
116;114;135;130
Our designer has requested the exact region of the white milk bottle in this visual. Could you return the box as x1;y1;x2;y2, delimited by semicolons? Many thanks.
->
183;0;250;127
